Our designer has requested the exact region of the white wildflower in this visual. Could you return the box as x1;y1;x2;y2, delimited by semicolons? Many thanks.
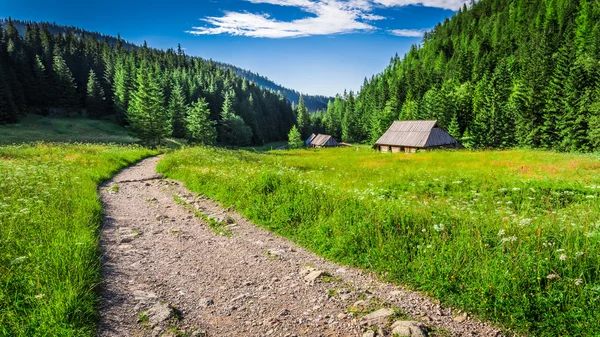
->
500;236;517;243
574;279;583;286
546;273;560;280
512;187;521;191
498;229;506;237
559;254;567;261
433;224;445;232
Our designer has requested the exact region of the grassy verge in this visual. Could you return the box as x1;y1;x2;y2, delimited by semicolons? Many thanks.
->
158;146;600;336
0;143;157;336
0;115;137;145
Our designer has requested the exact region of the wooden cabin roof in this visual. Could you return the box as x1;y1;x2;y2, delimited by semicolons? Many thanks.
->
309;134;339;147
374;120;459;148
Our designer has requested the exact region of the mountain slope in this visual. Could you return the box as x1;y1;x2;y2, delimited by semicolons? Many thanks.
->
0;18;298;144
1;19;330;111
316;0;600;151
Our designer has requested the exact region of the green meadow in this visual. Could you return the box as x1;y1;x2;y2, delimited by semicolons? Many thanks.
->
0;143;157;336
159;146;600;336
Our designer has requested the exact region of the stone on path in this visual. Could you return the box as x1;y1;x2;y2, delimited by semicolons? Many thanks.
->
361;308;395;326
391;320;428;337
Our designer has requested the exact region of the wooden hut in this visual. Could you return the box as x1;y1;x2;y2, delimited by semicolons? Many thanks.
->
374;120;462;153
306;134;339;148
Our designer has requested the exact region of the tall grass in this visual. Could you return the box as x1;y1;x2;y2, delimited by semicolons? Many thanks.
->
158;147;600;336
0;143;157;336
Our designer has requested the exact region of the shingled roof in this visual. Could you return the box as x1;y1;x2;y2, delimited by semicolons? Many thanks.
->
306;134;339;147
374;120;460;148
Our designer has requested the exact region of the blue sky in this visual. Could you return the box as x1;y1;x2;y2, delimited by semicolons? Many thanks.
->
1;0;466;96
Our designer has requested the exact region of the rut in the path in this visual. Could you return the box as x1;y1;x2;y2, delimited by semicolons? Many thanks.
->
98;156;504;337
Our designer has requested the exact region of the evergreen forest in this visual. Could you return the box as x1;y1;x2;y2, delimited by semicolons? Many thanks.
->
312;0;600;152
0;19;298;146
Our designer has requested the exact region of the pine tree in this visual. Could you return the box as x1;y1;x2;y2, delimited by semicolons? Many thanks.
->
113;59;131;123
127;66;171;147
31;55;50;110
447;113;461;139
168;82;188;138
296;95;310;138
185;97;216;145
86;69;105;118
288;125;303;149
0;66;18;124
217;90;252;145
52;52;78;115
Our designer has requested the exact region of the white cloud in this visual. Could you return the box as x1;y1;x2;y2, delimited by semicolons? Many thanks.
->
388;28;428;37
373;0;469;10
187;0;464;38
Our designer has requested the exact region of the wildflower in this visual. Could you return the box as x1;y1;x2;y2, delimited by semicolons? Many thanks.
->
512;187;521;191
575;252;584;257
433;224;445;232
529;188;536;193
498;229;505;237
559;254;567;261
546;273;560;280
574;279;583;286
501;236;517;243
555;248;565;252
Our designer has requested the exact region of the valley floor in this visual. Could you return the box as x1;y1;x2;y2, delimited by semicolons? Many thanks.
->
98;156;502;337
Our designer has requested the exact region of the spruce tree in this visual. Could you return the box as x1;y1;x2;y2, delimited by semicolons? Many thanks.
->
185;97;216;145
112;59;131;123
52;52;78;115
447;113;461;139
296;95;310;138
86;69;105;118
168;82;188;138
127;67;171;147
288;125;303;149
218;91;252;146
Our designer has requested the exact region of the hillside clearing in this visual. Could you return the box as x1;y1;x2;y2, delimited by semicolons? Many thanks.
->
158;146;600;336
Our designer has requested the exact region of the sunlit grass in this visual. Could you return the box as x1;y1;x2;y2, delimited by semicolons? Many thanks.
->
0;143;157;336
158;146;600;336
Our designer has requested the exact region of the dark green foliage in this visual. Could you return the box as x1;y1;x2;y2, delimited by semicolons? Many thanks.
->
185;97;216;145
295;95;310;138
0;19;295;145
52;52;78;115
168;82;187;138
323;0;600;151
85;69;105;118
126;68;171;147
218;91;252;146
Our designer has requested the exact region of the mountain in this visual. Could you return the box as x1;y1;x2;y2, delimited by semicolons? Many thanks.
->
1;19;331;112
226;66;331;112
0;18;297;145
312;0;600;151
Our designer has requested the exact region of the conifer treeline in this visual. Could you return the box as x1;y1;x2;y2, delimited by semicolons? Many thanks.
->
312;0;600;151
0;19;295;145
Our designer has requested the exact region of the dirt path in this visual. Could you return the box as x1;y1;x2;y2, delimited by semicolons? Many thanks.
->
98;156;504;337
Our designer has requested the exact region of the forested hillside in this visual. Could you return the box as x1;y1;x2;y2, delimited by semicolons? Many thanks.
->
230;67;331;111
1;19;328;112
0;19;296;145
316;0;600;151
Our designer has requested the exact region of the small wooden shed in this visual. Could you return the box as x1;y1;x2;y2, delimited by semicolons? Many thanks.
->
374;120;462;153
306;134;339;148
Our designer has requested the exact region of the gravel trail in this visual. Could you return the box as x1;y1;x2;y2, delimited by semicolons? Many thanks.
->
97;156;504;337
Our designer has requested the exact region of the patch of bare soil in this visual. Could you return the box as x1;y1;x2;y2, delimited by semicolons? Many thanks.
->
98;156;504;337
